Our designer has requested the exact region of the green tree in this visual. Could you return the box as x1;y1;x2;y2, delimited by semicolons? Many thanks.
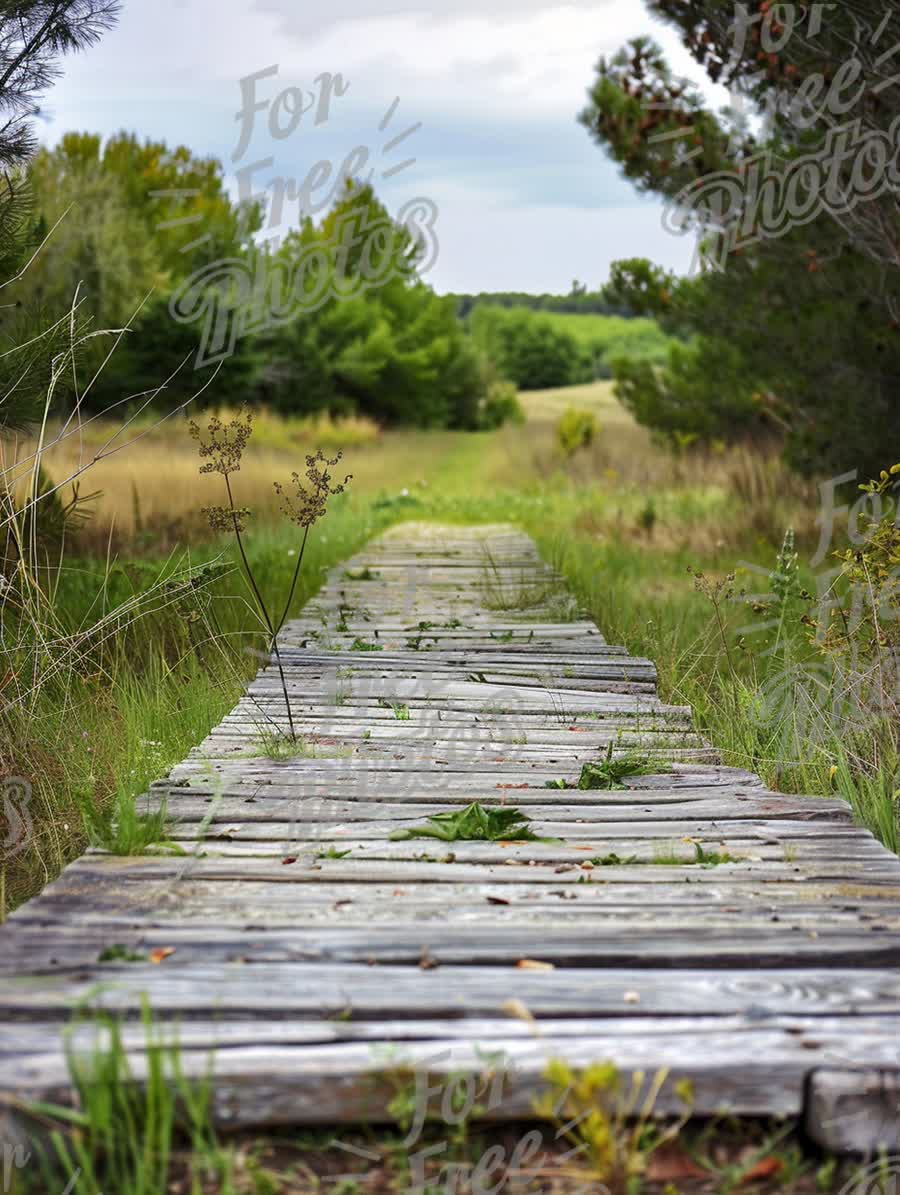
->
469;305;590;389
258;183;488;427
0;2;120;432
581;11;900;476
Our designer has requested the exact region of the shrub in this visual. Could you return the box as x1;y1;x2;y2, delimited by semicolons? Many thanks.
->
469;305;585;389
611;337;762;447
557;407;598;457
477;380;525;430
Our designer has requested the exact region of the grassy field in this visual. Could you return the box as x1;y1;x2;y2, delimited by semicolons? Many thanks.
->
539;312;675;364
0;382;894;918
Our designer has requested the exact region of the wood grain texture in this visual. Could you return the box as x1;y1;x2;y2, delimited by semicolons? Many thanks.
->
1;521;898;1153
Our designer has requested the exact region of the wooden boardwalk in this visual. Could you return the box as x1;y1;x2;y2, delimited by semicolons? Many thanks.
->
3;522;900;1153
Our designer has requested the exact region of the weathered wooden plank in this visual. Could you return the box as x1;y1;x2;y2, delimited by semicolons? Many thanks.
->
2;521;900;1149
805;1067;900;1152
143;797;857;824
4;918;900;972
3;1031;900;1130
5;963;900;1016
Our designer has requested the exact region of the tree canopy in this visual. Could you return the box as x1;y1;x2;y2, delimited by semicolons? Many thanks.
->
582;4;900;475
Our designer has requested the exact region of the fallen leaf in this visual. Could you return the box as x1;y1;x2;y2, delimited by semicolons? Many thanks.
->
149;947;176;964
647;1144;708;1182
740;1157;783;1184
516;958;555;971
212;825;243;840
502;998;538;1026
282;856;298;865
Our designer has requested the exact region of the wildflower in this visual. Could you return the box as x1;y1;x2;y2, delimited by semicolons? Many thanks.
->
274;450;351;529
189;408;253;476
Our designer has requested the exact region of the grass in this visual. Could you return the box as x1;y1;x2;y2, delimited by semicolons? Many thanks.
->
17;1005;862;1195
248;729;352;761
577;748;669;790
3;378;897;918
22;1000;222;1194
650;841;744;866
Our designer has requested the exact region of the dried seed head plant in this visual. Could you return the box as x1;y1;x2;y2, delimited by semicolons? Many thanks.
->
273;450;352;632
190;410;353;744
274;450;352;528
188;409;253;476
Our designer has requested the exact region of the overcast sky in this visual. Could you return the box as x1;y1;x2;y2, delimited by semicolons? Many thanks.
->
43;0;718;293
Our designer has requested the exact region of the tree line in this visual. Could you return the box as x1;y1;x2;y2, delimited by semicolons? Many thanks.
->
6;132;519;429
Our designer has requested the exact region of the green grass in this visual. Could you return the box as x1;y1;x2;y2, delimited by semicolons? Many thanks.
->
0;495;403;913
23;1000;225;1194
651;841;743;866
577;749;669;791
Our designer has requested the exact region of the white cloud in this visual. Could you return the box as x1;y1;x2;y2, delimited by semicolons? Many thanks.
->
44;0;722;289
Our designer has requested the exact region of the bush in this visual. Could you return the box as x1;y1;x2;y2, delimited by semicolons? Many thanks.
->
469;306;585;390
611;338;763;446
477;380;525;430
557;407;598;456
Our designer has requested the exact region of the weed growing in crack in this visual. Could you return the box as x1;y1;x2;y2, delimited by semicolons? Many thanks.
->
390;802;559;843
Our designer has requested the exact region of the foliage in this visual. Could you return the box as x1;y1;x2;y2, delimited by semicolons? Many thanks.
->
532;1058;694;1187
818;465;900;667
0;6;120;437
469;304;592;390
19;152;490;428
477;379;525;430
453;283;633;318
556;407;598;457
0;1;120;172
189;407;351;743
25;999;247;1194
580;13;900;475
611;337;763;446
78;788;181;857
249;182;489;428
389;801;558;843
577;748;665;790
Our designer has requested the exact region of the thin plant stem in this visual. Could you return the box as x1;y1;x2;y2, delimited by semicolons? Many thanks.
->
276;523;310;637
223;473;297;743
